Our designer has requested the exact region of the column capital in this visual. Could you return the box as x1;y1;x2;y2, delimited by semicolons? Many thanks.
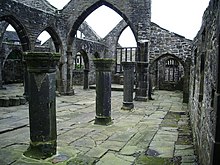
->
23;52;60;73
93;58;114;71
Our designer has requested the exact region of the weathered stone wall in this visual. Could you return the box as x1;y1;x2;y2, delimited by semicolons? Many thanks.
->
149;22;192;62
149;22;192;94
189;0;219;164
0;0;151;94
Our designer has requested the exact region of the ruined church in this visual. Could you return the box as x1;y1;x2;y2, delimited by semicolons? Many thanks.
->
0;0;219;164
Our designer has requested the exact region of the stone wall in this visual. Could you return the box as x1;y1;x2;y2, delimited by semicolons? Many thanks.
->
0;0;151;94
149;22;192;93
188;0;219;164
149;22;192;62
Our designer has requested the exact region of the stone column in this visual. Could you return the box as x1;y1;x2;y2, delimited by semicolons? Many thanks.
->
183;58;191;103
121;62;135;110
66;51;74;95
23;52;60;159
23;61;29;99
148;73;154;100
0;56;4;89
93;58;114;125
83;69;89;90
134;62;148;101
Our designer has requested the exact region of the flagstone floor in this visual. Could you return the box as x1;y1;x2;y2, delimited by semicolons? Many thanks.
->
0;84;197;165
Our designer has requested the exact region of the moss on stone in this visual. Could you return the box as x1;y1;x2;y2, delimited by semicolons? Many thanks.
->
134;155;173;165
66;154;96;165
94;116;113;126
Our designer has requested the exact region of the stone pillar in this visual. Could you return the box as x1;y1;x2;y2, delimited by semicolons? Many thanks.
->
23;62;29;99
23;52;60;159
134;62;148;101
0;56;4;89
93;58;114;125
121;62;135;110
83;69;89;90
183;58;191;103
66;51;74;95
148;73;154;100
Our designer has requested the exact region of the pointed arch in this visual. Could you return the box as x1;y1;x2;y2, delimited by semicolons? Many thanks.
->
37;26;62;53
149;53;186;71
0;15;30;51
79;49;89;70
67;1;137;51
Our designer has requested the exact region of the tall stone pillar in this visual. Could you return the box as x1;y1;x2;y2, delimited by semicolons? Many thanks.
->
23;52;60;159
134;62;148;101
121;62;135;110
183;58;191;103
93;58;114;125
148;73;154;100
135;41;149;101
83;69;89;90
66;51;74;95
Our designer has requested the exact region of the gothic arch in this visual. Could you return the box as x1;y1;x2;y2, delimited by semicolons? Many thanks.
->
67;1;137;51
149;53;190;103
37;27;63;53
3;47;23;67
0;15;30;51
149;53;186;71
77;49;90;70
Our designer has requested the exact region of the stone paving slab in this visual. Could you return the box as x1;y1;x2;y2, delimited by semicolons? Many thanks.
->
0;84;198;164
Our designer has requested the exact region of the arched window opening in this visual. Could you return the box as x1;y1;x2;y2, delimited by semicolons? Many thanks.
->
85;5;123;38
74;52;85;70
75;30;86;39
116;27;137;73
164;58;181;82
118;27;137;47
3;50;23;84
1;23;24;84
0;16;30;51
47;0;71;10
73;51;89;86
4;25;20;45
36;31;55;52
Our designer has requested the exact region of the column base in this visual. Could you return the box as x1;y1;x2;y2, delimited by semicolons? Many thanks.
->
121;102;134;110
24;140;57;160
94;116;113;126
134;96;148;101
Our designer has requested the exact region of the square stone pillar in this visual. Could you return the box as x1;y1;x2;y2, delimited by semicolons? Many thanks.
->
93;58;114;125
23;52;60;159
121;62;135;110
134;62;148;101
